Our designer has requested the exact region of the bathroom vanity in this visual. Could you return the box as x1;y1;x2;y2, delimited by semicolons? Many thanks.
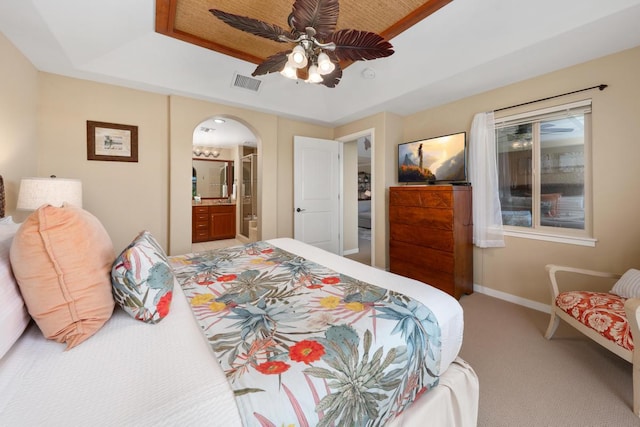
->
192;201;236;242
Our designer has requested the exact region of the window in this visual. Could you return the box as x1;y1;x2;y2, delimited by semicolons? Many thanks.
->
495;100;591;239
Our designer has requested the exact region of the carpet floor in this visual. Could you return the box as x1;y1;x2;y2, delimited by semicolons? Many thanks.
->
459;292;638;427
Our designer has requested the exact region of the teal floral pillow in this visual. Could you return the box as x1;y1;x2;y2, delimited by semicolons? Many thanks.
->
111;231;175;323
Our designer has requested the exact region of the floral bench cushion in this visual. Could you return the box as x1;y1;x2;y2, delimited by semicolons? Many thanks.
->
556;291;634;351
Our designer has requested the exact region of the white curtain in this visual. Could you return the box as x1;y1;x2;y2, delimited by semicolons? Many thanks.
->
469;111;505;248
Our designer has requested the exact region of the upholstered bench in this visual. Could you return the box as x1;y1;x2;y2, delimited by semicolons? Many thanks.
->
544;264;640;417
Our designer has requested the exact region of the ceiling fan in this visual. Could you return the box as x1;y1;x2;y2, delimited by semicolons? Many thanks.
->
210;0;394;88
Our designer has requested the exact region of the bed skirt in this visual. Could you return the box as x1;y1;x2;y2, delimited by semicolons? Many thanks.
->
390;357;478;426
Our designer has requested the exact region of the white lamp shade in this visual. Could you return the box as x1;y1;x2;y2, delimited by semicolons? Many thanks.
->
280;60;298;79
317;52;335;75
289;45;308;68
17;177;83;210
307;65;323;83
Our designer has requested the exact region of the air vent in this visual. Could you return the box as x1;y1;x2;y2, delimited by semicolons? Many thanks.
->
232;73;261;92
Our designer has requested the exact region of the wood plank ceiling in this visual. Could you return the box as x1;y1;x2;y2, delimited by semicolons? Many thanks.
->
156;0;452;66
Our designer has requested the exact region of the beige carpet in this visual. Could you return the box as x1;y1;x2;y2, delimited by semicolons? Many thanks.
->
192;238;244;253
344;227;371;266
459;293;639;427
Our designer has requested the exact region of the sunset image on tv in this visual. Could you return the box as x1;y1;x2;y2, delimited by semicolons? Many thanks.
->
398;132;466;183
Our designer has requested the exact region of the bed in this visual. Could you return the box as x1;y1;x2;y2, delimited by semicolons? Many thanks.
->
0;177;478;426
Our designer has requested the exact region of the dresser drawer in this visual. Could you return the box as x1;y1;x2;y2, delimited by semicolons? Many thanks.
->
389;188;452;208
209;204;235;214
194;206;209;215
389;205;453;230
195;221;208;230
195;213;209;222
390;224;454;252
389;240;454;274
194;230;209;240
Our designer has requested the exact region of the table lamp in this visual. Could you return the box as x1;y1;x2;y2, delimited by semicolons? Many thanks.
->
16;176;83;210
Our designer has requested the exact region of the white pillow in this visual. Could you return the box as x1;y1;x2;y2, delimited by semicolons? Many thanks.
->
611;269;640;299
0;219;30;359
0;215;16;224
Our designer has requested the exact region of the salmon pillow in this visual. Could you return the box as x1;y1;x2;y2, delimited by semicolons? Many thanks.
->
10;204;115;350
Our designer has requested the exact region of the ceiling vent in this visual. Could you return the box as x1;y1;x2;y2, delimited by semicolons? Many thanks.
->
232;73;261;92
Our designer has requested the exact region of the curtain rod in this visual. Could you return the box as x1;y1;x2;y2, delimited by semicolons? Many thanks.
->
494;84;607;112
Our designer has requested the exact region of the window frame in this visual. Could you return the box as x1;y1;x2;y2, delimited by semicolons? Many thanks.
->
495;100;595;247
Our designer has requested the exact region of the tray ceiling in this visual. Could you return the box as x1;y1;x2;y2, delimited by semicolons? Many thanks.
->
1;1;639;126
155;0;452;66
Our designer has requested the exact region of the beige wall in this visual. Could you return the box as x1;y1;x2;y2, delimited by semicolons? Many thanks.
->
5;28;640;307
402;46;640;305
36;74;169;253
0;32;38;218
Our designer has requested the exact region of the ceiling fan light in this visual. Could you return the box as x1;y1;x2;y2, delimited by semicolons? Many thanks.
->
307;64;323;83
290;45;308;68
281;61;298;79
317;52;335;75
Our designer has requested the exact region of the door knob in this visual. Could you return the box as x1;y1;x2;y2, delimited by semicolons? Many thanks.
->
296;208;305;212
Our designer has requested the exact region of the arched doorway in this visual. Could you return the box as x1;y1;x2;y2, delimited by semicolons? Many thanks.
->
168;101;279;257
191;115;259;251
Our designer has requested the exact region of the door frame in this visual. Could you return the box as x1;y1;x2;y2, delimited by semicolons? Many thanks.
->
337;128;375;267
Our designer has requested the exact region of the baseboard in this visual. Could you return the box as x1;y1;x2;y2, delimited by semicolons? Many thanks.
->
473;284;551;314
343;248;359;256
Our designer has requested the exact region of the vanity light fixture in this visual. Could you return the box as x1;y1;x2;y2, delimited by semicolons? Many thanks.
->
193;146;221;158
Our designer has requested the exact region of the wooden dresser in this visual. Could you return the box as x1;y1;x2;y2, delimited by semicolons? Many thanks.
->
192;203;236;243
389;185;473;299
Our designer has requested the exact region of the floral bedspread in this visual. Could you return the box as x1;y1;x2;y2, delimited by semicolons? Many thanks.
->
170;241;442;427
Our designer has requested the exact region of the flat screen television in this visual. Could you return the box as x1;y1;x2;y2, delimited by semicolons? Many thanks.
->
398;131;467;184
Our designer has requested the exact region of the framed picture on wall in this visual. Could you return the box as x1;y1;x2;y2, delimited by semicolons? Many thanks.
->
87;120;138;162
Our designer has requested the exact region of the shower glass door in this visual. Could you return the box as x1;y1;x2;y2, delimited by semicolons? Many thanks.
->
240;153;257;238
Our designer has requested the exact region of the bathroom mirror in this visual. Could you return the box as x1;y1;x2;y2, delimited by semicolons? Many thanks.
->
192;159;234;199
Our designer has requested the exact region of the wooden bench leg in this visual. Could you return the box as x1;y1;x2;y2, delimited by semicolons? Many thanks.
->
624;299;640;417
634;362;640;416
544;309;559;339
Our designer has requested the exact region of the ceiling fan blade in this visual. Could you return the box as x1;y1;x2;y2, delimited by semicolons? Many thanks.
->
329;29;394;62
542;128;574;133
320;63;342;88
540;123;574;133
291;0;339;39
252;51;291;76
210;9;294;43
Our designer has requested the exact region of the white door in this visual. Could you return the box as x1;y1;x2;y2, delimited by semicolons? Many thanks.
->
294;136;341;254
